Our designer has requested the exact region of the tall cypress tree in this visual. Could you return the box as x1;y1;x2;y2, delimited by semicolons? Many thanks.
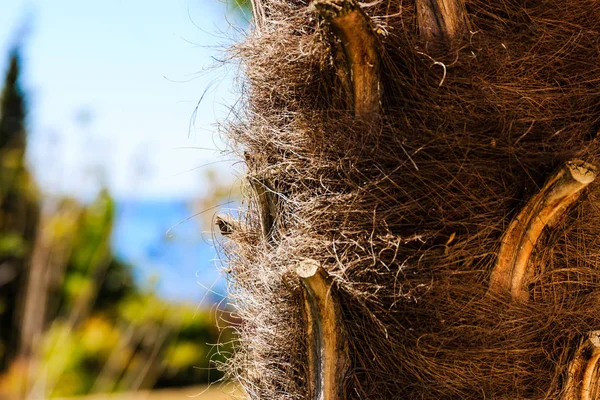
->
0;50;26;151
0;48;39;371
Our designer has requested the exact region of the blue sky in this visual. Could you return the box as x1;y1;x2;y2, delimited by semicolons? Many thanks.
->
0;0;246;199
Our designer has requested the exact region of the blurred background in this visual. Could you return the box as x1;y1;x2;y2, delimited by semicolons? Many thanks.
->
0;0;250;398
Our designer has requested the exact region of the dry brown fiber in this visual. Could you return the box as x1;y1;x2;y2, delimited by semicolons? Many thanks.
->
220;0;600;398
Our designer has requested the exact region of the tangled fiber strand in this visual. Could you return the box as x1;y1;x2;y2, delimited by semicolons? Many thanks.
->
220;0;600;398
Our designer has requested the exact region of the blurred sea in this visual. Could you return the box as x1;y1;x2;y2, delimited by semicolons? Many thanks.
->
111;199;226;304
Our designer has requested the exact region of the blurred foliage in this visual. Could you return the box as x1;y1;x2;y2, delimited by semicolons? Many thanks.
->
25;297;232;397
230;0;251;14
219;0;252;24
0;48;232;398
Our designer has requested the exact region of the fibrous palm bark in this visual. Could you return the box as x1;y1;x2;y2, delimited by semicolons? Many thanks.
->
221;0;600;398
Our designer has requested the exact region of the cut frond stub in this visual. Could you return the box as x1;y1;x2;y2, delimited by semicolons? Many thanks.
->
417;0;469;43
296;259;349;400
216;215;238;236
313;0;381;117
490;160;597;302
249;177;278;241
564;331;600;400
